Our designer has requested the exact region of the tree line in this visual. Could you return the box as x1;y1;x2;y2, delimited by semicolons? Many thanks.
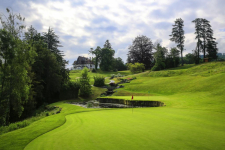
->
127;18;218;70
89;40;126;71
0;8;77;126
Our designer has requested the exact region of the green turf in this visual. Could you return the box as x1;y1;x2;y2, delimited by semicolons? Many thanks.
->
25;108;225;150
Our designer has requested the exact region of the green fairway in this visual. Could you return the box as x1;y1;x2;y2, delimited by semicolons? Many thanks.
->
25;108;225;150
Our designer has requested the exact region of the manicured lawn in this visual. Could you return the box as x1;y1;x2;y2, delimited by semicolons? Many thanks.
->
25;108;225;150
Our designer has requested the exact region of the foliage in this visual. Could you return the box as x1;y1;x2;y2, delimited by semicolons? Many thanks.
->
183;53;195;64
165;47;180;68
192;18;218;63
0;29;36;126
127;63;145;74
89;46;102;70
99;48;115;71
192;18;202;64
79;67;92;97
127;35;153;69
0;8;26;38
152;43;167;70
60;81;80;100
113;57;127;71
170;18;185;66
103;39;112;49
93;76;105;87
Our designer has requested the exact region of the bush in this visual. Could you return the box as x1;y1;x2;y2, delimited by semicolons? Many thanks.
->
127;63;145;74
60;81;80;100
79;67;92;97
94;76;105;87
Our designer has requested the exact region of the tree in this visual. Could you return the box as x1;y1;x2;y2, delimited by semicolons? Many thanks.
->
206;39;218;60
42;27;69;85
192;18;218;62
192;18;203;64
79;67;92;97
170;18;185;66
99;48;115;71
0;29;36;125
0;8;26;38
184;53;195;64
169;47;180;67
89;46;102;70
104;39;112;49
113;57;127;71
127;35;153;69
152;43;168;71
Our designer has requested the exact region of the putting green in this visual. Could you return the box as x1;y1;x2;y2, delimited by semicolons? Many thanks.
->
25;108;225;150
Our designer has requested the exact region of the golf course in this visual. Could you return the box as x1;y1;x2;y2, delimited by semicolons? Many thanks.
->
0;62;225;150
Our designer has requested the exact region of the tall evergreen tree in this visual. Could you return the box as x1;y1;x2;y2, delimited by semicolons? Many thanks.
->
103;39;112;49
127;35;153;69
170;18;185;66
42;27;69;84
192;18;203;64
202;19;214;59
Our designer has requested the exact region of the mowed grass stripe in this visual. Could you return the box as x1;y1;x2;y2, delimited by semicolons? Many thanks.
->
25;108;225;150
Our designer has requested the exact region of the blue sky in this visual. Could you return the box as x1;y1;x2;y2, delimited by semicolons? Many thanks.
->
1;0;225;68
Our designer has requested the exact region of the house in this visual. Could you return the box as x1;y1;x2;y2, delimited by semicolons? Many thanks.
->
72;56;95;70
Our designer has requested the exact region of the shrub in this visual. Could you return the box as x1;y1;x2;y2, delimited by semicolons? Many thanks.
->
127;63;145;74
79;67;92;97
94;76;105;87
8;123;18;131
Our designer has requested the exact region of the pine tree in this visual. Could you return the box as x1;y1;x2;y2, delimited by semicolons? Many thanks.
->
103;40;112;49
192;18;203;64
170;18;185;66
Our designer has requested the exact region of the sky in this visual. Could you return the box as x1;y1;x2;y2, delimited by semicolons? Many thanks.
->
1;0;225;69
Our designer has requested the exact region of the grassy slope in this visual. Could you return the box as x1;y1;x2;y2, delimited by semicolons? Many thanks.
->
112;62;225;112
1;62;225;150
70;70;131;84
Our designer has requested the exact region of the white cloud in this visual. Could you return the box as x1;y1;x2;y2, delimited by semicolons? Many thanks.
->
1;0;225;68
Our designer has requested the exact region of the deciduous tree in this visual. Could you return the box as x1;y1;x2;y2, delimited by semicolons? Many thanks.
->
127;35;153;69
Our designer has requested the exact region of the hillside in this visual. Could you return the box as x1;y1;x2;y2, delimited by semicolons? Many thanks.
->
0;62;224;150
112;62;225;112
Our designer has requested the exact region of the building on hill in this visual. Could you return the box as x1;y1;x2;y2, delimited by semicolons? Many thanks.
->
72;56;95;70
